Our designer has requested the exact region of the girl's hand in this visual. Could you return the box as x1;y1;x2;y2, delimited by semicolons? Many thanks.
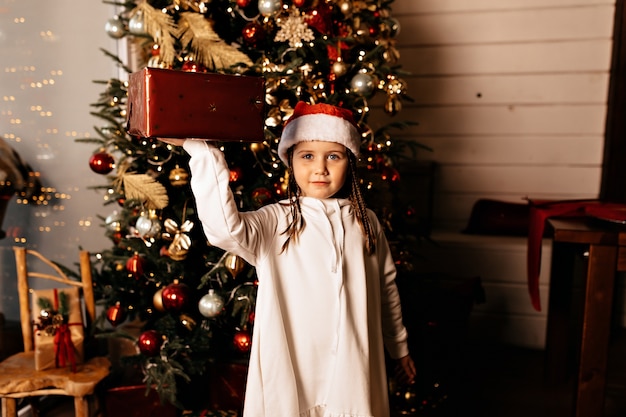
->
156;138;188;146
395;354;417;385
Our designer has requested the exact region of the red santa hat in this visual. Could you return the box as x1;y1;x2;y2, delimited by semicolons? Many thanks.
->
277;101;361;165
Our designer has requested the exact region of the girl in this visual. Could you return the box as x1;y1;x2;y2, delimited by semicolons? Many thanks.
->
161;101;416;417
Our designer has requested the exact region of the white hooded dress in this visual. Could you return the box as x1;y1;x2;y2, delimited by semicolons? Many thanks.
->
184;140;410;417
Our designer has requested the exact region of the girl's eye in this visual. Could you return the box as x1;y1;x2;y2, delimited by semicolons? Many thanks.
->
328;154;341;160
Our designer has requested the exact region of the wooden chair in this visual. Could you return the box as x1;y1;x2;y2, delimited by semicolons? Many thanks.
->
0;247;110;417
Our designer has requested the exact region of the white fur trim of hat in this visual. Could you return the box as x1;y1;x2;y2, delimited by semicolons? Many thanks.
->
277;101;361;165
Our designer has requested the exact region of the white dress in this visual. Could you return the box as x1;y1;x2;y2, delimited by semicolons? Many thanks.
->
184;140;410;417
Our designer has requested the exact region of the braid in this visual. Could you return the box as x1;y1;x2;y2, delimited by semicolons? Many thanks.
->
347;152;376;255
280;148;305;253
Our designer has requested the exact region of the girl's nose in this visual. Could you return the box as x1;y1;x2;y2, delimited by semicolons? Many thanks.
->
315;160;328;174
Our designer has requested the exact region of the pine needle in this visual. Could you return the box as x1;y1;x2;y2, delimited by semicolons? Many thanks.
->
133;1;178;66
177;12;253;70
122;173;169;210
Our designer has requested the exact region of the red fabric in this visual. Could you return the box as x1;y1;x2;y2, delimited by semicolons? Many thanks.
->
51;288;79;372
527;199;626;311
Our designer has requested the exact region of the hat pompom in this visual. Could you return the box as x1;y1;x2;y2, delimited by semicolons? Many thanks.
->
277;102;361;165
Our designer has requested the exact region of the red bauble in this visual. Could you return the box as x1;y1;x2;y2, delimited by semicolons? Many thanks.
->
181;60;206;72
251;187;273;208
106;302;126;326
381;166;400;182
293;0;307;7
89;151;115;175
242;22;266;46
161;281;191;312
233;329;252;353
138;330;163;356
229;166;242;183
126;253;145;279
236;0;252;8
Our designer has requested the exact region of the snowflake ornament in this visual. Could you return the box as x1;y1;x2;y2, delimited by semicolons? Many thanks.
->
275;10;315;48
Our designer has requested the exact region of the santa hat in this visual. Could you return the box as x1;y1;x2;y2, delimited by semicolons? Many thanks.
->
277;101;361;165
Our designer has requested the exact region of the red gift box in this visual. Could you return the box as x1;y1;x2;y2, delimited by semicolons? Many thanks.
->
126;68;265;142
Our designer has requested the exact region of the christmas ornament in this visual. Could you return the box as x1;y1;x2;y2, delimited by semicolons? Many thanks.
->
162;218;194;261
275;9;315;48
384;95;402;116
138;329;163;356
198;289;225;318
181;60;207;72
135;211;162;239
258;0;282;16
105;211;122;232
128;12;145;35
153;287;165;312
337;0;352;15
331;59;348;77
381;165;400;182
106;302;126;326
104;16;125;39
179;313;197;331
169;166;189;187
224;253;246;278
233;329;252;353
161;281;191;312
251;187;273;208
293;0;307;7
242;22;266;47
126;253;145;279
236;0;252;7
350;72;375;96
229;166;243;183
89;151;115;175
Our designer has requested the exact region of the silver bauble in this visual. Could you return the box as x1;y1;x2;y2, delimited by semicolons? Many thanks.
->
258;0;282;16
198;289;225;318
128;13;145;35
350;72;375;96
105;211;122;232
136;214;162;238
105;17;126;39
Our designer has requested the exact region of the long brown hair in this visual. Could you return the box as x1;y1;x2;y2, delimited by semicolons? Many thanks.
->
280;147;376;255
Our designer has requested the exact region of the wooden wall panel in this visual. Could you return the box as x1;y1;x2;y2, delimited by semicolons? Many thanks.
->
396;6;614;45
393;0;613;15
398;41;612;75
409;136;604;165
407;74;609;105
386;0;617;348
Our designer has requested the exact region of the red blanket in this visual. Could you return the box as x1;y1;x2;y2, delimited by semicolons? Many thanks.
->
527;199;626;311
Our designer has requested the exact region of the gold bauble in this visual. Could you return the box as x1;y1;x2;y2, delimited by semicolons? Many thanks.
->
332;60;348;77
169;166;189;187
224;253;246;277
153;287;165;312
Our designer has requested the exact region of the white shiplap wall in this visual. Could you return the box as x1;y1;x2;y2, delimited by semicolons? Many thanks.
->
383;0;616;348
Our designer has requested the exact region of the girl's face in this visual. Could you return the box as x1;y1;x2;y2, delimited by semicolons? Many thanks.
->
291;140;349;199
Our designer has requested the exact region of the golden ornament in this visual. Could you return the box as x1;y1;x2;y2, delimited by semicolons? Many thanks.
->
224;253;246;277
169;166;189;187
153;287;165;312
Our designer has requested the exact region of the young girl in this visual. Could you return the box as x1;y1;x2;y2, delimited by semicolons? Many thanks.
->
161;101;416;417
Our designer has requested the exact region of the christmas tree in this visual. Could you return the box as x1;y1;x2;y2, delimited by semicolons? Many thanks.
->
82;0;423;410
